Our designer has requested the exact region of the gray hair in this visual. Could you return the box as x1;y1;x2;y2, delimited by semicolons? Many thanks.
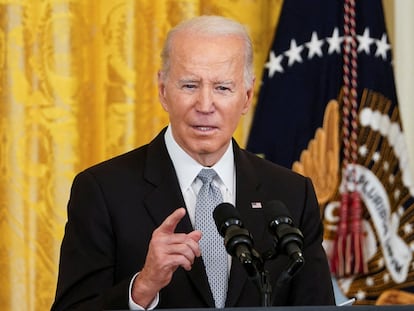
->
160;15;254;88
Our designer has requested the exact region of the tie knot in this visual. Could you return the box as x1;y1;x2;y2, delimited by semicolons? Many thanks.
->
197;168;217;185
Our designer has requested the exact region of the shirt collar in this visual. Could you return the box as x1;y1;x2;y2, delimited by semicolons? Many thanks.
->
164;125;234;193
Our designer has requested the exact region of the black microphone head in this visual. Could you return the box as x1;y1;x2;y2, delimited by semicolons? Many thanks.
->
264;200;304;253
213;202;243;236
264;200;294;228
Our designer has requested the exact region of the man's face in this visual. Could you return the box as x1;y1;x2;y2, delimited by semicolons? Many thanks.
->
158;32;254;166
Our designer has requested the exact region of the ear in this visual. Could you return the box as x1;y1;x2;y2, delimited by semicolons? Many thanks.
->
158;71;169;112
241;77;256;115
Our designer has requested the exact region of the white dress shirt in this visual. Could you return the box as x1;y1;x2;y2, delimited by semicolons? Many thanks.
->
129;126;236;309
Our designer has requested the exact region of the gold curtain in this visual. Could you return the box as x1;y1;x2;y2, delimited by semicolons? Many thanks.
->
0;1;282;309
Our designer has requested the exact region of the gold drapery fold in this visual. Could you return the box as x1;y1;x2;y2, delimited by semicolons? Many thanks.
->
0;1;282;309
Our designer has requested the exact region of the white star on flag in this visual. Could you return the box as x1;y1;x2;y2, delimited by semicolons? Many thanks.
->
357;27;374;54
305;31;324;59
375;33;391;60
265;51;284;78
326;27;344;55
284;39;303;66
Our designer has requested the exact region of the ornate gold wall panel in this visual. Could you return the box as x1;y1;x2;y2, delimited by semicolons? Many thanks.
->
0;1;282;309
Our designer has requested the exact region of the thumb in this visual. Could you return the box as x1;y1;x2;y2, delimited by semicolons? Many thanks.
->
159;207;186;234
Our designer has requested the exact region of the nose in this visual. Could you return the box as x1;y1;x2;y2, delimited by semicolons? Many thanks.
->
196;86;215;113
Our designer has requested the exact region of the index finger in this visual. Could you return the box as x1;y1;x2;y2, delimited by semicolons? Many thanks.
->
159;207;186;234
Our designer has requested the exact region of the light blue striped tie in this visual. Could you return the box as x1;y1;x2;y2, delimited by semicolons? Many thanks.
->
195;169;228;308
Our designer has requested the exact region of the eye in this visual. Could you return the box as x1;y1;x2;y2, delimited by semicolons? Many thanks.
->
181;83;197;90
215;85;234;94
216;85;230;91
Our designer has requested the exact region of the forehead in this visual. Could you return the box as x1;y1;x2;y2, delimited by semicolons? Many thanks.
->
169;32;245;77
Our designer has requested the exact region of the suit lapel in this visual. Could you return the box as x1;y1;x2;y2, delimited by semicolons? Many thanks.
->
142;129;214;307
226;141;266;307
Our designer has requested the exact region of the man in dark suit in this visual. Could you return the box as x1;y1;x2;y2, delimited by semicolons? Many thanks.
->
52;15;335;310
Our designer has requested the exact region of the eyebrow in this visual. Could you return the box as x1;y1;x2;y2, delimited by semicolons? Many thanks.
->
214;80;234;85
178;78;200;84
176;78;235;86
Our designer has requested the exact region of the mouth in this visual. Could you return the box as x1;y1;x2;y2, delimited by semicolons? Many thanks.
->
193;126;217;131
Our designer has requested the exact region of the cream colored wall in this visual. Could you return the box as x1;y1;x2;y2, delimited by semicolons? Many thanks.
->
384;0;414;179
394;0;414;180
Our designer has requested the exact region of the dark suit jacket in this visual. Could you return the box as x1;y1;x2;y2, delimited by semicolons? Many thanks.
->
52;128;335;310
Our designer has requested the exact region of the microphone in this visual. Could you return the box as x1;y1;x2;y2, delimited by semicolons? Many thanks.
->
264;200;305;282
213;202;261;278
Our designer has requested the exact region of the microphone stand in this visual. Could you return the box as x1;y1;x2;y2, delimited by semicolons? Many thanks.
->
244;249;272;307
252;249;305;307
259;269;272;307
275;251;305;288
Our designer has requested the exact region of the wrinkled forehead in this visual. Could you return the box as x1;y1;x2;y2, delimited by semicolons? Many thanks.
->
169;32;246;75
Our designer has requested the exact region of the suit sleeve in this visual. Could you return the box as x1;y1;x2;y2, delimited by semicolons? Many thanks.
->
287;177;335;305
51;171;131;311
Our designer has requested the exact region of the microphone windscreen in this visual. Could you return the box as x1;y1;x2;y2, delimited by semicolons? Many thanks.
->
264;200;292;222
213;202;238;235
